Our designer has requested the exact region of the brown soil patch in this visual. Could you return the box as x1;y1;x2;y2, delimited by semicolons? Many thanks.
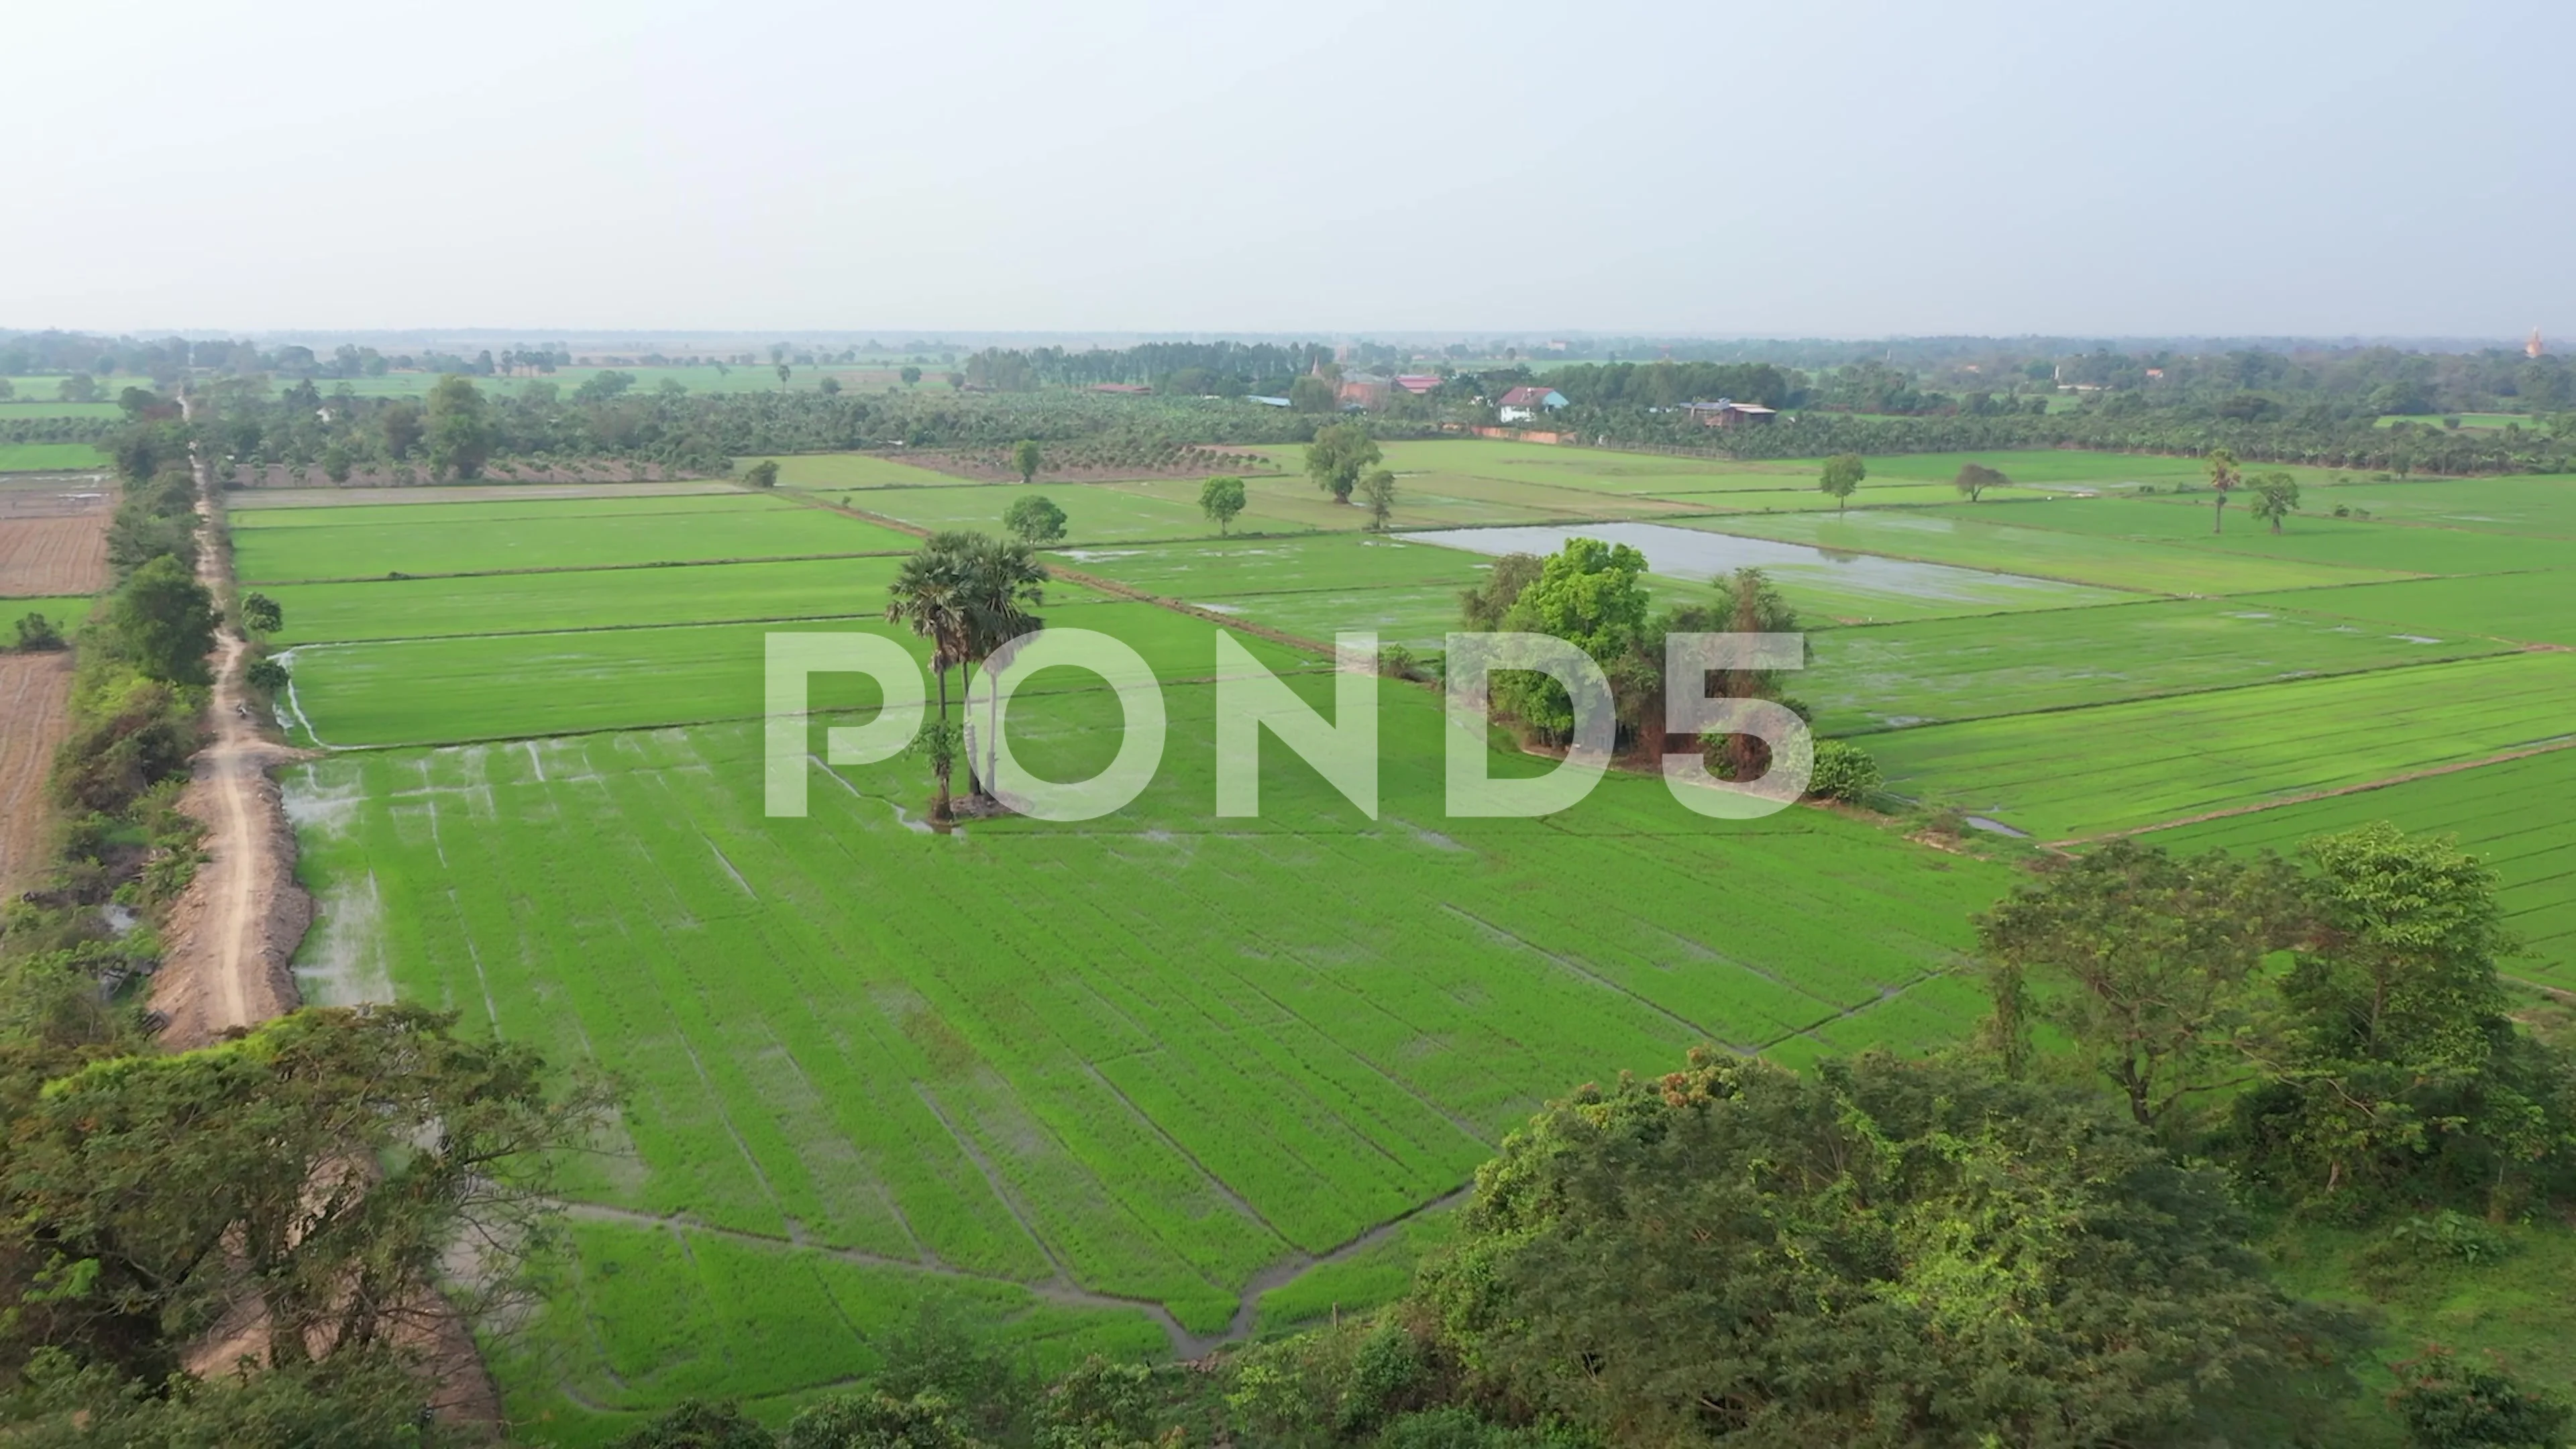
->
0;486;113;594
0;651;73;893
902;445;1275;484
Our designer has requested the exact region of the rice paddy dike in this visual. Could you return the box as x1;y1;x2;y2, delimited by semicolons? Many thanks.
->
244;444;2576;1442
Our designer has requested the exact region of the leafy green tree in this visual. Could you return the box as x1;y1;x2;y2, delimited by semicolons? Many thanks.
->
900;366;922;387
1013;438;1044;486
1358;467;1397;530
56;374;97;404
2206;446;2241;532
1198;475;1247;535
776;363;792;388
1457;553;1544;631
1817;452;1865;513
1305;422;1381;504
238;591;282;638
1976;839;2303;1126
378;400;424;460
0;1346;445;1448
2235;824;2575;1212
11;612;64;652
1491;537;1649;741
742;460;782;489
1805;739;1879;801
779;1391;973;1449
574;370;637;402
0;1004;609;1378
1289;374;1338;413
1004;494;1069;546
818;376;841;396
319;441;354;484
1419;1050;2355;1448
107;555;217;686
423;374;493;480
1953;460;2007;501
2251;471;2301;533
608;1398;777;1448
245;655;290;696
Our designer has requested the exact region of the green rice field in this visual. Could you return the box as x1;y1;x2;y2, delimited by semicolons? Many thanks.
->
266;556;919;644
280;599;1264;749
1866;652;2576;842
2228;571;2576;647
246;445;2576;1440
288;686;2010;1436
233;499;915;582
1803;598;2514;735
2147;746;2576;981
0;442;109;472
1;594;95;625
1678;509;2420;594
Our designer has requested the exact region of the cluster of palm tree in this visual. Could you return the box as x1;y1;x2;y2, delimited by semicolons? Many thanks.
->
884;531;1049;822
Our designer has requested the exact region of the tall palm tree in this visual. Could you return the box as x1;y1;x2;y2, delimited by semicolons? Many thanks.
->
955;533;1050;804
2205;447;2240;534
885;533;979;814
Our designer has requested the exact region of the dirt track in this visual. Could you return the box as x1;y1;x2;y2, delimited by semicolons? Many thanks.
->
148;398;508;1426
146;626;311;1046
0;652;74;893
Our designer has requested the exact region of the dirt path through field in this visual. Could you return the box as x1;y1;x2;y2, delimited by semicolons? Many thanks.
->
150;422;311;1046
151;394;505;1426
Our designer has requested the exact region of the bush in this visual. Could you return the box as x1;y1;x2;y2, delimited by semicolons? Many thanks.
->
1804;739;1881;802
2390;1346;2571;1448
11;612;64;652
741;460;780;488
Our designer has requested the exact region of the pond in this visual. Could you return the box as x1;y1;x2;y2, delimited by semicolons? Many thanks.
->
1404;521;2098;612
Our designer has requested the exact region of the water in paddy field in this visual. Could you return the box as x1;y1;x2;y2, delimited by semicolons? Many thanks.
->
1406;522;2087;606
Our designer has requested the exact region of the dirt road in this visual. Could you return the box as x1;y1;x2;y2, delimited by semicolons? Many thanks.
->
149;402;310;1045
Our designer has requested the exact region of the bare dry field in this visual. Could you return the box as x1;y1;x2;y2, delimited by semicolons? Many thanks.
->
0;484;113;595
0;652;72;892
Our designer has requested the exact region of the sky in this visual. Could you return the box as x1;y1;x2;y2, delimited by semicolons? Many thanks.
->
6;0;2568;340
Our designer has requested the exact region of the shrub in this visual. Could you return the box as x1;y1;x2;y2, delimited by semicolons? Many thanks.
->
2390;1346;2571;1448
11;612;64;652
1805;739;1881;802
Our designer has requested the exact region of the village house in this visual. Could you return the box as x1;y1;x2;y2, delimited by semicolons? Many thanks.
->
1497;385;1568;423
1680;398;1775;428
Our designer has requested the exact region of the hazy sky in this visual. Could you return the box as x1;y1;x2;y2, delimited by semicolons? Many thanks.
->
7;1;2567;339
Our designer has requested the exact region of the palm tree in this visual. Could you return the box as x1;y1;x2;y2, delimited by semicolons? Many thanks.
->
954;533;1049;804
885;533;979;817
2205;447;2240;533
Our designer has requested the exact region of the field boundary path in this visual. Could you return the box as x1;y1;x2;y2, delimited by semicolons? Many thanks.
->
151;396;313;1045
149;396;503;1427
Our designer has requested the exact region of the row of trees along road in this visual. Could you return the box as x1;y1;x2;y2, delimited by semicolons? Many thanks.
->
0;411;616;1439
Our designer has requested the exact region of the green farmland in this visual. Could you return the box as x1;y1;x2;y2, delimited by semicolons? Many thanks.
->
1866;652;2576;843
0;442;109;472
241;447;2576;1440
233;497;914;582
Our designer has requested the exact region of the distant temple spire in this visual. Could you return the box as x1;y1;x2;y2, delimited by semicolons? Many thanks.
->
2530;327;2546;360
